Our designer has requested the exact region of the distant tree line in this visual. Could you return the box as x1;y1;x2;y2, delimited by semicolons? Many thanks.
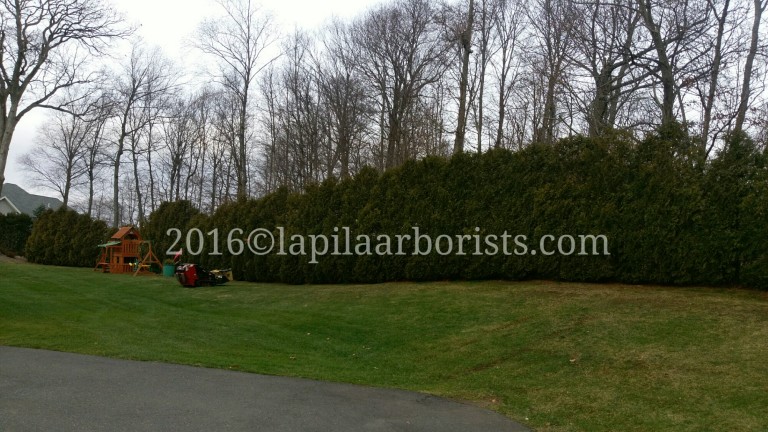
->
13;0;768;227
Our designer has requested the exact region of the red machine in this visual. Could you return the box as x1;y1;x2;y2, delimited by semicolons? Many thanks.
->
175;263;229;287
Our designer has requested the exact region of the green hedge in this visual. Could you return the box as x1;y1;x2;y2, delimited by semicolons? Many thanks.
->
152;125;767;288
141;200;201;263
25;209;110;267
0;212;33;257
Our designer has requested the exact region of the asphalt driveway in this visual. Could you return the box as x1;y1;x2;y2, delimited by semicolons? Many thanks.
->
0;346;530;431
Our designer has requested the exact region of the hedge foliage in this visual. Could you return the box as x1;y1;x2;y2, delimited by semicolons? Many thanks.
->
142;200;201;263
151;126;767;289
25;208;110;267
0;212;33;257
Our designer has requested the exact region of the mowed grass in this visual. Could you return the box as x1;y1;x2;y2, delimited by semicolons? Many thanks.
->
1;260;767;431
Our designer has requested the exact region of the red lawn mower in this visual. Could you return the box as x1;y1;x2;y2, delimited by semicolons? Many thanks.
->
174;263;230;287
173;251;230;287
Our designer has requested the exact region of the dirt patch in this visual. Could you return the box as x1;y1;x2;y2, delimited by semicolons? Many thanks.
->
0;252;27;263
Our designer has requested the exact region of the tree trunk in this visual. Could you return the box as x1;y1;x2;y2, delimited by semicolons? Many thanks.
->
147;123;157;215
588;70;612;137
340;130;350;179
475;0;489;154
198;146;206;210
131;144;145;226
734;0;766;133
379;103;386;171
87;170;95;218
701;0;729;154
386;112;401;169
639;0;677;126
495;71;506;149
0;112;19;196
541;76;558;144
475;55;486;153
113;141;124;228
237;97;249;200
454;0;474;154
210;158;219;214
62;164;72;209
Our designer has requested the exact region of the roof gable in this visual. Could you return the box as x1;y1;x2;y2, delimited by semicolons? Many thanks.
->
0;196;21;215
0;183;63;216
111;226;142;241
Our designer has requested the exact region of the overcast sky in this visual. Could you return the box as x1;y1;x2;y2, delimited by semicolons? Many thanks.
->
5;0;377;194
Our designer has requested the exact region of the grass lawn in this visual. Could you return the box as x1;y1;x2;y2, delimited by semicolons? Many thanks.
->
1;259;766;431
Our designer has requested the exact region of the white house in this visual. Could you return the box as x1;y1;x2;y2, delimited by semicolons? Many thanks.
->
0;196;21;215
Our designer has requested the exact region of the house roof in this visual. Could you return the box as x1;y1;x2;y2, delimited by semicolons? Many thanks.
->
0;183;63;216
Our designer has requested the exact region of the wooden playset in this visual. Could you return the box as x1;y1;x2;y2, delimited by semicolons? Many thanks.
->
94;226;162;275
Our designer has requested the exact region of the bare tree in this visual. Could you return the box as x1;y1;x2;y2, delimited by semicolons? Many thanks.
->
110;43;175;227
276;31;325;191
0;0;128;194
195;0;278;200
691;0;748;154
20;102;91;207
635;0;710;126
734;0;768;133
210;88;240;204
490;0;525;148
439;0;497;153
20;85;120;209
202;91;231;212
567;0;648;136
83;92;111;217
162;96;197;202
314;19;373;180
188;90;215;210
447;0;475;154
407;78;452;158
351;0;450;169
469;0;495;153
528;0;574;144
258;65;281;191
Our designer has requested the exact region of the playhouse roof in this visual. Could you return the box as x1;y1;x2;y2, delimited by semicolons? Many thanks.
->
111;226;142;241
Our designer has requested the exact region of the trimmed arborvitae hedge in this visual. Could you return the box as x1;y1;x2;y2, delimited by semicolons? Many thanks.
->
141;200;201;263
25;208;110;267
154;125;767;288
0;212;33;257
